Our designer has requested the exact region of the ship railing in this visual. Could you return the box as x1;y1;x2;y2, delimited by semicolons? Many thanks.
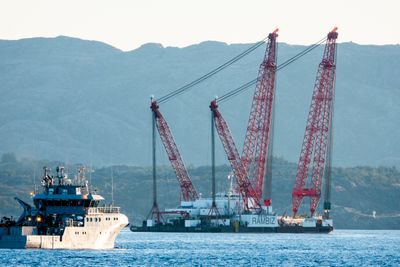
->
87;207;120;214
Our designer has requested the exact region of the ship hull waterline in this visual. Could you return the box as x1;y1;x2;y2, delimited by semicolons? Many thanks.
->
130;225;333;234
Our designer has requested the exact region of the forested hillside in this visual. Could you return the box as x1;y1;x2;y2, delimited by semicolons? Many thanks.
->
1;155;399;229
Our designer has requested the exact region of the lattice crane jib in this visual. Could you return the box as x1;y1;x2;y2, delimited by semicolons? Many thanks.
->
292;28;338;216
210;100;257;209
150;100;199;202
240;29;278;202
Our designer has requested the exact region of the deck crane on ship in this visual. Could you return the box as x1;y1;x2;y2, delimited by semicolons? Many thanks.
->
147;98;199;225
210;29;278;212
291;27;338;218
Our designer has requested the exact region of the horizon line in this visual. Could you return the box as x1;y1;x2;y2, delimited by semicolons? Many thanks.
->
1;35;399;52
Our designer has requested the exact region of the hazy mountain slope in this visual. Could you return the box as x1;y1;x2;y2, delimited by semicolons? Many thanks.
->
0;37;399;167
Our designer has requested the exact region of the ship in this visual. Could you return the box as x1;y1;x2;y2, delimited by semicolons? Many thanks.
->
131;28;338;234
130;179;333;233
0;166;129;249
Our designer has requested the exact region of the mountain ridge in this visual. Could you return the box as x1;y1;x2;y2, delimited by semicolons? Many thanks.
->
0;36;399;167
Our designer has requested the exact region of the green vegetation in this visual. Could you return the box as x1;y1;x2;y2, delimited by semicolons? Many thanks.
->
1;156;399;229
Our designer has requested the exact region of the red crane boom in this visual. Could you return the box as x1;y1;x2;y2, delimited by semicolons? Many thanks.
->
240;29;278;204
210;100;257;209
151;100;199;201
292;28;338;216
209;29;278;208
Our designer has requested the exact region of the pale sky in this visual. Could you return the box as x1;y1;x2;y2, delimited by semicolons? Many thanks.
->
0;0;399;51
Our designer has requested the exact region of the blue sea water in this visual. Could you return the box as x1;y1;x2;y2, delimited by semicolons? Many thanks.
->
0;230;399;266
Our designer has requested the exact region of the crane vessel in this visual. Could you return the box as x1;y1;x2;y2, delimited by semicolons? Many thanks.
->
130;28;338;233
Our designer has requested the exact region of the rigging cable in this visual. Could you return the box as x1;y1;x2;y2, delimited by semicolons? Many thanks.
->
157;35;327;104
218;37;327;103
158;36;270;104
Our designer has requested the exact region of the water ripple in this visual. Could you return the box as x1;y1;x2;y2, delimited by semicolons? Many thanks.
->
0;230;399;266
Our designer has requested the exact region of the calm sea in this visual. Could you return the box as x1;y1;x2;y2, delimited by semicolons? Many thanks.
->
0;230;399;266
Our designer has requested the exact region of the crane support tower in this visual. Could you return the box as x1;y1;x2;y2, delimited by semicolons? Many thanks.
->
150;99;199;202
292;28;338;216
240;29;278;205
148;107;161;224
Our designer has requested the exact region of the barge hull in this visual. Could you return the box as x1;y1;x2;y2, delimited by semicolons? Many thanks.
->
130;225;333;233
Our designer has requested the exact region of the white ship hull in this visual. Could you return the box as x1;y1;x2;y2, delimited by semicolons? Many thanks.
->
0;213;129;249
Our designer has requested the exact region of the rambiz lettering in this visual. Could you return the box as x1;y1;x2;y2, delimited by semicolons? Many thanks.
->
251;216;276;225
